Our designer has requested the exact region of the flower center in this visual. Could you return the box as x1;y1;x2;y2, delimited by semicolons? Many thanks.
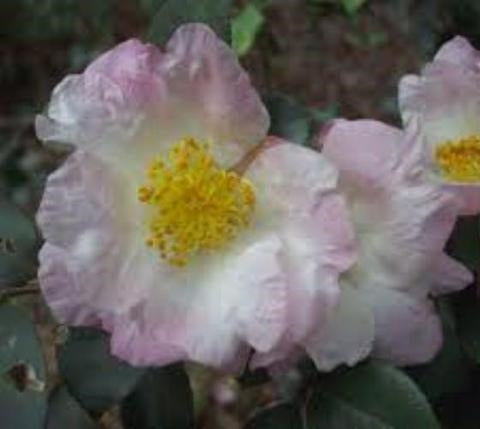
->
137;137;256;267
435;135;480;183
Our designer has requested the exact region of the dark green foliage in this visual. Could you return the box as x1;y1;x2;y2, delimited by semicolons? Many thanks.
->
121;364;194;429
58;328;146;415
0;196;39;288
245;403;303;429
307;392;390;429
306;361;440;429
46;386;99;429
264;94;313;146
0;304;46;429
147;0;233;44
0;0;113;43
448;215;480;272
408;300;471;401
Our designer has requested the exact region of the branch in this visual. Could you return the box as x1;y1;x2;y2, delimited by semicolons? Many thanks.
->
0;280;40;300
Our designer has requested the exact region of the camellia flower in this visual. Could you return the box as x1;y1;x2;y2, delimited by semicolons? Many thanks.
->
35;24;355;369
399;36;480;215
302;119;472;369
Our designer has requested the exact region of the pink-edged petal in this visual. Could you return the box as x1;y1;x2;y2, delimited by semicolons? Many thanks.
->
36;24;269;170
398;39;480;213
230;235;288;353
319;119;404;191
430;252;473;295
304;284;374;371
398;74;423;125
163;24;269;162
349;177;459;296
434;36;480;71
443;183;480;216
368;288;442;365
246;142;356;367
399;38;480;131
282;193;355;339
323;119;461;295
36;73;141;151
110;234;288;368
247;138;341;213
399;59;480;150
36;38;162;147
37;151;147;322
85;39;163;86
418;61;480;147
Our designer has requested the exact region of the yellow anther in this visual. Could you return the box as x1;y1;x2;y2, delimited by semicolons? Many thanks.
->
435;135;480;183
137;186;153;202
137;137;255;267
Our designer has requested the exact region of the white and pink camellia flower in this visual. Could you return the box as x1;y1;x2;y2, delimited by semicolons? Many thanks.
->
35;24;355;370
303;119;473;369
399;36;480;215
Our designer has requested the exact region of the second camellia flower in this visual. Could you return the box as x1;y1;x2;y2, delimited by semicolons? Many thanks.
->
310;119;472;368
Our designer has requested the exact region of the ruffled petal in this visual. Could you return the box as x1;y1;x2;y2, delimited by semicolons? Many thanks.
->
399;38;480;140
398;44;480;214
37;151;148;323
430;252;473;295
320;119;404;191
368;288;442;366
398;74;423;125
36;24;269;170
246;141;356;367
443;183;480;215
162;24;269;163
348;176;460;297
320;119;463;296
304;284;374;371
434;36;480;71
416;61;480;149
111;234;288;368
317;118;469;368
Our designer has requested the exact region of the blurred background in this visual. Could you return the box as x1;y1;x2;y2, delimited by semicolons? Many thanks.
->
2;0;480;213
1;0;480;427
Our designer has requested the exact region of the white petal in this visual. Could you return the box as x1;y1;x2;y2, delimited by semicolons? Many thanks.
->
304;284;374;371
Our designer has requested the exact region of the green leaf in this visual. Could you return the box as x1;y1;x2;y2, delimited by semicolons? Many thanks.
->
0;304;46;429
46;386;99;429
448;215;480;272
251;0;272;9
0;304;45;377
232;4;264;56
340;0;367;15
0;195;38;288
58;328;145;414
454;287;480;365
306;361;440;429
310;104;339;124
264;94;312;146
147;0;233;45
407;300;471;400
306;392;390;429
0;380;46;429
121;364;194;429
245;403;303;428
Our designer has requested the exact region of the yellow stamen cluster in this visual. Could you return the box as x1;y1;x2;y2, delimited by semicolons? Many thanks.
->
137;137;256;267
435;135;480;183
